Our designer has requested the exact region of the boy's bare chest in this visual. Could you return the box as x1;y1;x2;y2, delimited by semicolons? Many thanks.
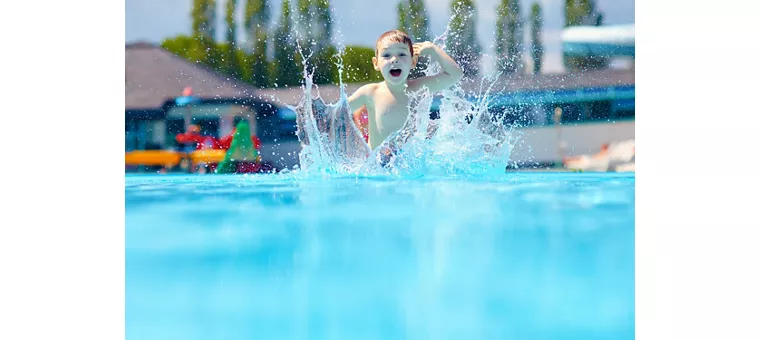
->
373;95;409;121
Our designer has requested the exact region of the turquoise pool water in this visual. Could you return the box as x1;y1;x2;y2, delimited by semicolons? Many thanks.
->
126;172;635;339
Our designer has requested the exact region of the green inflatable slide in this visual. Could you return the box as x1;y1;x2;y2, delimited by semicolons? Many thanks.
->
215;121;260;174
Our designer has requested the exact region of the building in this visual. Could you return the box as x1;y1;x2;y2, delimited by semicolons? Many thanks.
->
478;69;634;166
562;24;635;60
125;42;300;169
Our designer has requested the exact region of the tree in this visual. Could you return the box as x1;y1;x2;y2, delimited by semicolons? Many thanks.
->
295;0;314;50
495;0;522;74
530;2;543;74
225;0;240;78
340;46;384;83
564;0;606;71
245;0;271;87
191;0;220;67
313;0;333;53
161;35;209;64
396;0;430;46
397;0;431;78
162;1;250;82
272;0;302;87
294;0;332;52
447;0;480;79
311;0;336;84
294;0;335;84
397;3;408;38
192;0;217;41
565;0;602;26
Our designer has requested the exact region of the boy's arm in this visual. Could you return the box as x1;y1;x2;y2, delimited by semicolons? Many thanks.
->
411;42;464;93
347;85;370;112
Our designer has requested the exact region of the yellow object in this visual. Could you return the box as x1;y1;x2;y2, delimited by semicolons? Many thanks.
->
125;149;230;167
189;149;227;164
125;150;183;166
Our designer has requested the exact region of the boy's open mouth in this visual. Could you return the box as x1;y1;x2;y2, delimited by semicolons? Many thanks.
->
390;68;402;77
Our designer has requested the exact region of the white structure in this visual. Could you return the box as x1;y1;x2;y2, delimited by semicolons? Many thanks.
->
562;24;635;58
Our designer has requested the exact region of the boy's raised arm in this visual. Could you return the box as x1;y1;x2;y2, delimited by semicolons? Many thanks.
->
411;42;464;93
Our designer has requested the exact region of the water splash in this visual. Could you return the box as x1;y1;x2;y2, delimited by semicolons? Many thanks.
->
289;31;519;179
292;68;371;176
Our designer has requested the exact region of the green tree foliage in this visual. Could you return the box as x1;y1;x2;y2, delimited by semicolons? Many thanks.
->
564;0;606;71
295;0;335;84
447;0;481;79
565;0;602;26
272;0;303;87
162;36;245;82
530;2;543;74
340;46;384;83
295;0;332;52
397;3;408;38
397;0;431;78
313;46;339;85
312;0;335;84
313;0;333;53
245;0;271;87
296;0;315;50
225;0;240;78
192;0;217;40
495;0;522;74
166;0;460;87
190;0;220;67
161;35;211;64
231;47;255;83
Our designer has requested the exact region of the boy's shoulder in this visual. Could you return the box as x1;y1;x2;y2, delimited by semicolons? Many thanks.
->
347;82;383;107
360;82;382;91
354;82;382;96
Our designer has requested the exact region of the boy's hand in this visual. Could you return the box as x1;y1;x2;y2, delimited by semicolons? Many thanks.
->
408;40;463;93
413;41;436;57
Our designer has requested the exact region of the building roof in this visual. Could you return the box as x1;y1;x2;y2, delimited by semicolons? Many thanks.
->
125;42;260;110
253;83;367;109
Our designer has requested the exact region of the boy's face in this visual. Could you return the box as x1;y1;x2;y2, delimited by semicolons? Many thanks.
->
373;41;416;86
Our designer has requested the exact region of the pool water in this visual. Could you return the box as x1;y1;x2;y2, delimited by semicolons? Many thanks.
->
126;172;635;339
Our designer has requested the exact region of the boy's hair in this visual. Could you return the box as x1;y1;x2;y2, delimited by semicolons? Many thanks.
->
375;30;414;56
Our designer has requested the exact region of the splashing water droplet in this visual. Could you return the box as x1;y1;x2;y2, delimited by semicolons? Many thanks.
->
289;32;517;179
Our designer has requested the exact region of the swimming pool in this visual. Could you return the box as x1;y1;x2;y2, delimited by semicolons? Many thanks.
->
126;172;634;339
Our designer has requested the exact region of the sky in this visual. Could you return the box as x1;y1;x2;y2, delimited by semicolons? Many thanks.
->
126;0;634;74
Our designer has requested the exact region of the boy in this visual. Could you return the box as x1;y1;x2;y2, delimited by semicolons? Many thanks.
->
348;30;464;154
